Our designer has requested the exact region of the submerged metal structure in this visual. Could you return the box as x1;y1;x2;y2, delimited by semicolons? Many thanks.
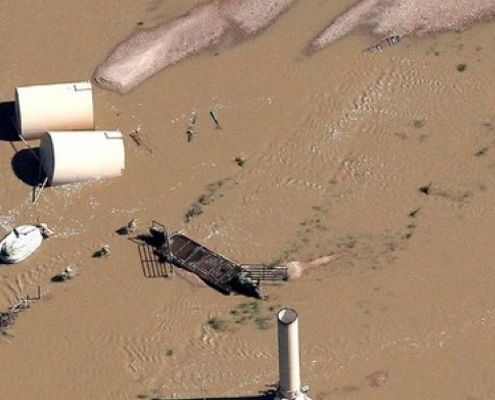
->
276;308;311;400
145;221;289;298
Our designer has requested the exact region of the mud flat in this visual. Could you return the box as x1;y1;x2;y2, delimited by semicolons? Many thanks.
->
94;0;296;93
311;0;495;51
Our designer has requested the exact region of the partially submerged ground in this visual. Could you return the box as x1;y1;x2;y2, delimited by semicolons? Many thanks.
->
311;0;495;50
0;1;495;399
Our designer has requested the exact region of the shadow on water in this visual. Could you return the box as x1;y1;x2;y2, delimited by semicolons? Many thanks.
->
138;395;276;400
0;101;19;142
137;386;278;400
11;148;42;187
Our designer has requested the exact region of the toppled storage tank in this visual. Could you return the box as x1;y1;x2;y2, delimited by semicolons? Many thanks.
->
40;131;125;186
15;81;94;140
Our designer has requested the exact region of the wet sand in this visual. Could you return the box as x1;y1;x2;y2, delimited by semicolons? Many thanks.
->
311;0;495;50
1;1;495;399
94;0;296;93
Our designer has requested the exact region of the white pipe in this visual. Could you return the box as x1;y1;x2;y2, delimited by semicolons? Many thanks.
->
277;308;301;399
15;81;94;140
39;131;125;186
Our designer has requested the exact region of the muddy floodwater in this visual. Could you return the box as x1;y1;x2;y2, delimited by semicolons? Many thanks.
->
1;1;495;399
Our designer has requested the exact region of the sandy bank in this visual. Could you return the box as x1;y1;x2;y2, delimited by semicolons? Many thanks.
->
94;0;296;93
311;0;495;51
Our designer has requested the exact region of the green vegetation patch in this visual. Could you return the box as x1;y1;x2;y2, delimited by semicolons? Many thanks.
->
206;300;281;332
207;317;228;332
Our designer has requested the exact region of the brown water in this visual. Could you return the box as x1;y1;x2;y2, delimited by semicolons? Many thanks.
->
1;1;495;399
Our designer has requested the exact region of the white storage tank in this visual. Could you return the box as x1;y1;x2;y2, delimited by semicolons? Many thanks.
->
15;81;95;140
40;131;125;186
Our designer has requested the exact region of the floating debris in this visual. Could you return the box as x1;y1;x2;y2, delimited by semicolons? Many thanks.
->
189;111;197;126
185;111;197;142
93;245;111;258
32;176;48;204
419;183;432;195
364;35;401;53
408;208;421;218
129;127;152;153
116;219;137;235
0;293;40;336
185;126;196;142
475;147;489;157
234;156;246;167
51;265;77;282
36;222;55;238
209;110;222;129
0;311;16;335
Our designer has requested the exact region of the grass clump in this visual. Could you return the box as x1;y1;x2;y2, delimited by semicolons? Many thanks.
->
207;317;228;332
254;316;271;330
207;300;279;333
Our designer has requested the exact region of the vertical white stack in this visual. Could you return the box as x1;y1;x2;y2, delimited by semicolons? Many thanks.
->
276;308;311;400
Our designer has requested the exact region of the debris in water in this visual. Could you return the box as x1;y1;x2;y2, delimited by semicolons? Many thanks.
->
32;176;49;204
51;265;77;282
189;111;197;126
364;35;401;53
419;183;431;195
475;147;489;157
408;208;421;218
0;294;39;336
93;245;111;258
234;156;246;167
130;127;152;153
0;311;16;336
116;219;137;235
36;222;55;238
185;126;196;142
209;110;222;129
185;111;197;142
